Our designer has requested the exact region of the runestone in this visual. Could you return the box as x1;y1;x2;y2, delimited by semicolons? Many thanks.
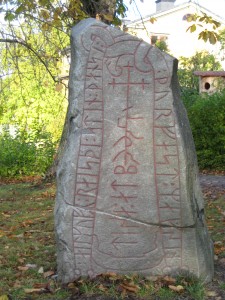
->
55;18;214;283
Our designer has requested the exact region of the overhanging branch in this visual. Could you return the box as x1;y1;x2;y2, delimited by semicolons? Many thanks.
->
0;38;58;82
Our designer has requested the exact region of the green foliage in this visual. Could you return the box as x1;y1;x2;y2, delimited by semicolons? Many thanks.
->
0;23;68;151
218;28;225;61
178;51;222;91
183;90;225;170
178;50;223;155
186;12;221;44
157;288;176;299
0;24;67;178
0;0;129;180
0;0;127;31
155;39;169;52
180;87;199;109
2;0;86;31
0;127;57;178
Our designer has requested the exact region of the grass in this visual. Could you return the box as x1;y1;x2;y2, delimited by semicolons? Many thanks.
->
0;179;225;299
205;196;225;254
0;180;68;300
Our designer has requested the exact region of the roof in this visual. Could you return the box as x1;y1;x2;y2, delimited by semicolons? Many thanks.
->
194;71;225;77
125;1;225;27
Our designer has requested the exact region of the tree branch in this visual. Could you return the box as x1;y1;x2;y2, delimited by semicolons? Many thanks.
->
0;38;57;82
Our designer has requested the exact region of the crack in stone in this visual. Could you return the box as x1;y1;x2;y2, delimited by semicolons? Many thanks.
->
68;204;197;229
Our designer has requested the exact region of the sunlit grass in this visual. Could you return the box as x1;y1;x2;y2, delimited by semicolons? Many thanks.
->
0;180;224;299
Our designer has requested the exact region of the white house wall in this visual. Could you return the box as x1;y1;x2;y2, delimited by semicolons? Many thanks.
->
127;4;223;62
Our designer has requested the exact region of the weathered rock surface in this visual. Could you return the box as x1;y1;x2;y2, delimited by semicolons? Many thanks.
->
55;18;214;283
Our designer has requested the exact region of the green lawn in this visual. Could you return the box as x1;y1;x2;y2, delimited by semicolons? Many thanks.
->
0;179;225;300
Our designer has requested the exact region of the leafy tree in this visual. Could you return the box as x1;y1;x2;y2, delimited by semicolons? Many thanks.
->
0;0;223;177
0;22;68;137
0;0;128;177
178;51;222;91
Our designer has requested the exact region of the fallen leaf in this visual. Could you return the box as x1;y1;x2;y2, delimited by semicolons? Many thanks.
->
104;272;118;277
13;280;21;288
43;270;55;278
168;285;184;293
120;283;140;293
214;244;225;255
215;241;223;246
67;283;79;293
33;283;48;289
15;233;24;238
0;230;6;238
38;267;44;274
162;275;176;285
18;266;29;271
98;284;108;292
67;283;76;289
24;288;45;294
2;213;11;218
26;263;37;269
99;272;120;280
207;291;217;297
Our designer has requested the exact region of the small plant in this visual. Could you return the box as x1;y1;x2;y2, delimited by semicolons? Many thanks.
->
220;283;225;289
175;273;205;300
186;281;205;300
0;127;57;178
157;287;176;299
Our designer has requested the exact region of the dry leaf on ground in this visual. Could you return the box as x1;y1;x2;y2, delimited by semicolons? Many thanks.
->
206;290;218;297
13;280;21;288
17;266;29;271
162;275;176;285
120;283;140;293
98;284;108;292
168;285;184;293
43;270;55;278
24;288;45;294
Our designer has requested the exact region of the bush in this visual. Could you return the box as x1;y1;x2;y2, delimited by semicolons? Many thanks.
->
0;128;57;178
180;87;199;109
182;90;225;170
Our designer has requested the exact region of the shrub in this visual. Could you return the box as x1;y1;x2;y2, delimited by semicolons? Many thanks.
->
180;87;199;109
0;127;57;178
183;90;225;170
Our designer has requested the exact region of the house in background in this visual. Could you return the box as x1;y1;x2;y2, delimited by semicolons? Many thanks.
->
124;0;225;65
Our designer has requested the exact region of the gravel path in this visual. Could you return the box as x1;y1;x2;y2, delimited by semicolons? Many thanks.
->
199;174;225;190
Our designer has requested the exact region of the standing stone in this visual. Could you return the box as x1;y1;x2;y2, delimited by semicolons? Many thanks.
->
55;18;214;283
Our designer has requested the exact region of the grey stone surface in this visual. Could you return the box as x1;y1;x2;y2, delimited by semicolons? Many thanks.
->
55;18;214;283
